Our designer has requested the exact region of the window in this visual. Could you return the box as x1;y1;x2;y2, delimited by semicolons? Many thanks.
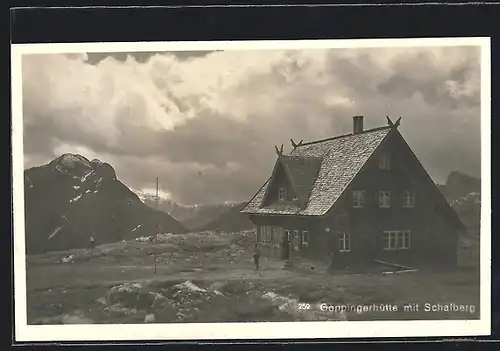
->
278;187;286;202
260;226;274;243
352;190;366;208
398;230;411;249
271;227;283;245
293;230;300;250
382;231;397;250
271;227;279;245
383;230;411;250
379;191;391;208
302;230;309;245
403;191;415;208
379;153;391;170
284;230;290;243
339;233;350;252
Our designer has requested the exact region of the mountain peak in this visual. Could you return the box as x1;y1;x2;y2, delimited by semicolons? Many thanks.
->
24;155;187;254
54;153;92;167
47;153;118;181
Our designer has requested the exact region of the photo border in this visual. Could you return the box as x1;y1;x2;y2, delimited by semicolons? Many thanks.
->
11;37;492;342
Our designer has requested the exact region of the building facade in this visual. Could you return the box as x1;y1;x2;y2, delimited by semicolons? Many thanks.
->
241;116;465;269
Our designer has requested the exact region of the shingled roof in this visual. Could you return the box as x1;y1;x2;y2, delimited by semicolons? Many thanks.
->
241;125;392;216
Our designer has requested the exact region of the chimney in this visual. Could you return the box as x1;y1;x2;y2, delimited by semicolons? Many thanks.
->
352;115;364;134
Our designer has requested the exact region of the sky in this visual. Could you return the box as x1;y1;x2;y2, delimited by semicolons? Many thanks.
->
21;45;481;205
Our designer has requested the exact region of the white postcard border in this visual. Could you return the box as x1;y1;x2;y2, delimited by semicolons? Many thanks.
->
11;37;492;342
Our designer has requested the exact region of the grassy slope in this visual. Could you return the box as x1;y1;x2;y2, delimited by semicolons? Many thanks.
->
26;230;480;324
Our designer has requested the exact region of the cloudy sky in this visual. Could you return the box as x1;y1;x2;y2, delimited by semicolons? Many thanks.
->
21;45;481;205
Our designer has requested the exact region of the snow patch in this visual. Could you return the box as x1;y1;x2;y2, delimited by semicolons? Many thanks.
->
144;314;156;323
135;236;152;243
132;224;143;232
73;185;80;190
25;176;34;189
60;255;75;263
69;194;83;203
80;170;93;182
60;154;91;167
109;282;144;293
48;226;63;240
173;280;207;293
85;189;91;194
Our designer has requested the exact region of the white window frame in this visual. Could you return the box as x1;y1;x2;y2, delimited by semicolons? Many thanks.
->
398;230;411;249
383;230;411;250
302;230;309;245
262;226;268;243
379;153;391;170
293;230;300;250
278;187;286;202
339;233;350;252
284;229;290;243
382;231;398;250
271;227;282;245
352;190;366;208
379;191;391;208
403;191;415;208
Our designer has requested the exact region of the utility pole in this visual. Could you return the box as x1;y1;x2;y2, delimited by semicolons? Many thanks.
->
154;177;159;274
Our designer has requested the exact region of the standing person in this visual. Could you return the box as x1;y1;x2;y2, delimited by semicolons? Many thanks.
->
253;243;261;271
89;235;95;250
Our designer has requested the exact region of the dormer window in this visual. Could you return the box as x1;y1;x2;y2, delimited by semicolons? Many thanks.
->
278;187;287;202
379;153;391;170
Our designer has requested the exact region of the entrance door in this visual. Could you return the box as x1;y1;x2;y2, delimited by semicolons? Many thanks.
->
282;230;291;260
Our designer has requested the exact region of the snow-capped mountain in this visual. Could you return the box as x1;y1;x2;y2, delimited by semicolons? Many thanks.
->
23;153;187;254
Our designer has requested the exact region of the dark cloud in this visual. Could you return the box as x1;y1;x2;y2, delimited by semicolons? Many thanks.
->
22;46;482;205
84;51;218;65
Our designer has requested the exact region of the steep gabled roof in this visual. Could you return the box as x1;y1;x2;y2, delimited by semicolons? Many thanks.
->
241;126;392;216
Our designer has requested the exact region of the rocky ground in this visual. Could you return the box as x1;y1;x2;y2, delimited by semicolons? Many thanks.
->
26;230;480;324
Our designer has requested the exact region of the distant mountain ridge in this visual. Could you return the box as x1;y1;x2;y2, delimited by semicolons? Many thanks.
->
137;193;236;231
198;202;254;232
438;171;481;233
24;154;187;254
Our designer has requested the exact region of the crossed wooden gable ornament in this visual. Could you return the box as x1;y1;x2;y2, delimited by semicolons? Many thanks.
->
386;116;402;128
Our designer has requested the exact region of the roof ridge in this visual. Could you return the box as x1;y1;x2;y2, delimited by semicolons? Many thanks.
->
282;154;323;159
298;125;391;147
